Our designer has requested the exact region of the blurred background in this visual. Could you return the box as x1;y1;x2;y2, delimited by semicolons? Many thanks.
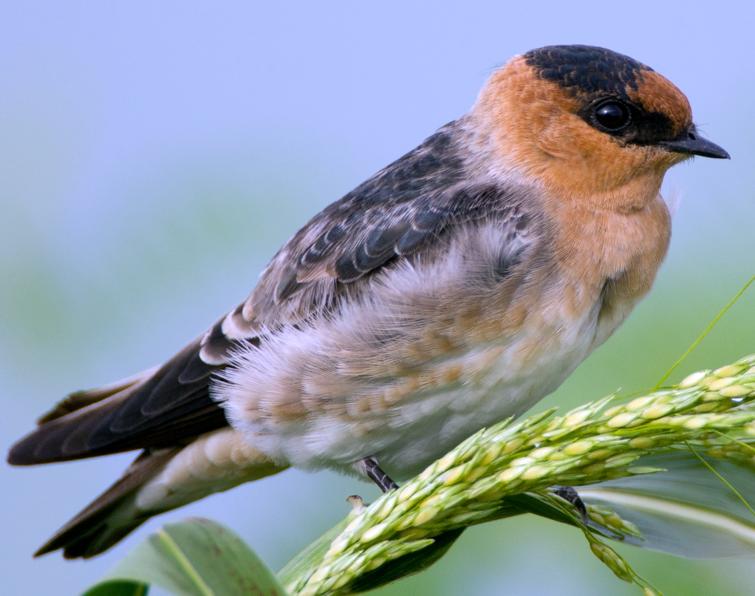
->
1;2;753;595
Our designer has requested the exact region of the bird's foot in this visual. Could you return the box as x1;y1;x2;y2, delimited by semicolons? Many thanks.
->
357;456;399;493
552;485;589;524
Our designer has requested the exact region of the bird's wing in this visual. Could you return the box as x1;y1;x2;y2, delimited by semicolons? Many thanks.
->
9;120;538;464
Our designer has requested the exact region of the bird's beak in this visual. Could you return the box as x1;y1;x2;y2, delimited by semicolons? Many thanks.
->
659;126;730;159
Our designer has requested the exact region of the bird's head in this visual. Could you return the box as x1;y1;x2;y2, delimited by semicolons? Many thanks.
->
474;45;728;209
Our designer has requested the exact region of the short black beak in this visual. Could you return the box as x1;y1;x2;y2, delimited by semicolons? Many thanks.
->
659;127;730;159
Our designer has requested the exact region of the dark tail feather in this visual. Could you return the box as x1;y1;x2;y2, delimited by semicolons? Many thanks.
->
8;339;228;466
7;367;158;466
36;367;160;425
35;448;177;559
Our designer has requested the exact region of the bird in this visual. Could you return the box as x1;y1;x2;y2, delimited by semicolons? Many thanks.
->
7;44;729;560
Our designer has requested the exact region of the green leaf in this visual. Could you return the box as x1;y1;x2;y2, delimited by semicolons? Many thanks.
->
580;452;755;558
84;518;287;596
83;580;149;596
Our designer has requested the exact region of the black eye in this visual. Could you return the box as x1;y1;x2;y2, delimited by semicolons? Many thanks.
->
593;100;631;132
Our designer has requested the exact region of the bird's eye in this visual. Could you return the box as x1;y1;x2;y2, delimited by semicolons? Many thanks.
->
593;100;631;132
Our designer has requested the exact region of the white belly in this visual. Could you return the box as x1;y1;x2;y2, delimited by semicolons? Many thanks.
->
216;291;606;481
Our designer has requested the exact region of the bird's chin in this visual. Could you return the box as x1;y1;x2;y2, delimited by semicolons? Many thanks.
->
651;147;691;171
668;153;693;167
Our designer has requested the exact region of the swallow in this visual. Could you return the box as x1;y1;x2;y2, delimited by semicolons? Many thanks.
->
8;44;729;559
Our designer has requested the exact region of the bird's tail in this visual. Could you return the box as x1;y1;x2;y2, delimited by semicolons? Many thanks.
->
8;366;161;466
35;428;286;559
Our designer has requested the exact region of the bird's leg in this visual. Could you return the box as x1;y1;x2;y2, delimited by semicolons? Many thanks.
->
357;456;399;493
552;485;589;524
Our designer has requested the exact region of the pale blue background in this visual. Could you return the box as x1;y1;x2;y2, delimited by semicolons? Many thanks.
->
1;2;753;595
